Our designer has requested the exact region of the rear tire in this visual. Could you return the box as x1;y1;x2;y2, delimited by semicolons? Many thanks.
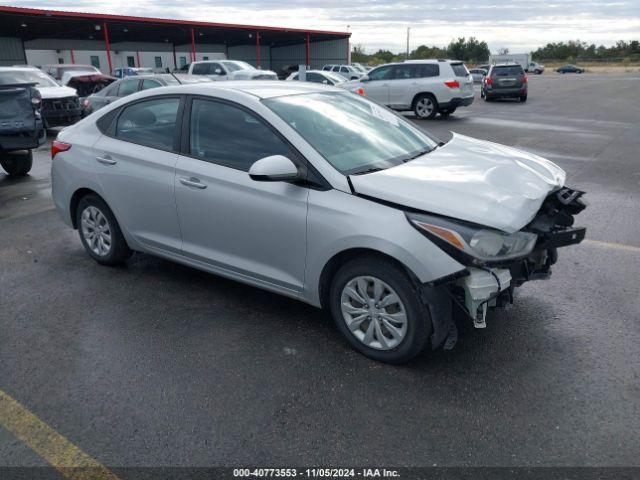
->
0;150;33;176
520;94;528;102
329;255;432;364
76;194;132;266
413;94;438;119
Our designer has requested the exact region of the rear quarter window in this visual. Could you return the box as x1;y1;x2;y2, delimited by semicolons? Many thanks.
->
450;63;469;77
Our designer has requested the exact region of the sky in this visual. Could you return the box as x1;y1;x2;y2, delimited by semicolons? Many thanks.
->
10;0;640;53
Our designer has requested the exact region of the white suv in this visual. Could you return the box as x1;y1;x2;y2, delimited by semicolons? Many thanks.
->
341;60;475;119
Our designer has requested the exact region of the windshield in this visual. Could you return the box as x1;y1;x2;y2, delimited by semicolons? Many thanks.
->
0;69;58;87
264;92;438;175
222;61;255;72
324;72;346;84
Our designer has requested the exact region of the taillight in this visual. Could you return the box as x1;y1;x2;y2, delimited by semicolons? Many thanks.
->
444;80;460;89
51;140;71;159
30;87;41;108
522;74;528;84
486;77;493;86
355;87;365;96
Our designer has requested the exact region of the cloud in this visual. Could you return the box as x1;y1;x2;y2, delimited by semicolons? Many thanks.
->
11;0;640;52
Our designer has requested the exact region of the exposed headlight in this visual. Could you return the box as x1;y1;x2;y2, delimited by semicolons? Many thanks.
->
407;212;538;264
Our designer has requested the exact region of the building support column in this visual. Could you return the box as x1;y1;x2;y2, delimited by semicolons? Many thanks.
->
190;28;196;62
103;22;112;73
136;51;141;67
70;49;75;64
306;32;310;67
256;31;261;68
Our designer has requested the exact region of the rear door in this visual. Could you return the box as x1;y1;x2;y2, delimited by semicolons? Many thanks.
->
92;95;183;251
387;64;417;109
174;96;309;291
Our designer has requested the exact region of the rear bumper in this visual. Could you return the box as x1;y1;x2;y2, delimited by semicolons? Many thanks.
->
440;95;474;109
0;125;45;151
485;87;527;97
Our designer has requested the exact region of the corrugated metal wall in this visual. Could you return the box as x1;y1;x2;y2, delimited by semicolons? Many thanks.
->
0;37;26;66
271;38;348;73
228;44;271;70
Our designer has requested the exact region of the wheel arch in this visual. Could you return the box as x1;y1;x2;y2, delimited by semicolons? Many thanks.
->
69;188;103;229
411;91;437;110
318;248;422;310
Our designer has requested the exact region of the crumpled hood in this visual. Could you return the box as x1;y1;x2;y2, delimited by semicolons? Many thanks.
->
36;85;78;99
349;133;566;233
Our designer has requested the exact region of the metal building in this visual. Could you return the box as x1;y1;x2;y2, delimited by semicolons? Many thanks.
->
0;6;350;75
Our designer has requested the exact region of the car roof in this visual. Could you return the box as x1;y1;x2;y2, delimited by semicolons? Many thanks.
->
140;80;336;99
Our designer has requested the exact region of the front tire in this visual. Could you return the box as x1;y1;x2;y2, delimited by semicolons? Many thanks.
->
0;150;33;176
520;94;528;102
329;256;432;364
413;94;438;119
76;194;132;266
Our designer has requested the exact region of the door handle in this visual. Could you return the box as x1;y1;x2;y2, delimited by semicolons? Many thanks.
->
179;177;207;189
96;155;117;165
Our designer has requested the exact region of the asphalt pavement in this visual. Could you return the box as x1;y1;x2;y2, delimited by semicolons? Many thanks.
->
1;73;639;471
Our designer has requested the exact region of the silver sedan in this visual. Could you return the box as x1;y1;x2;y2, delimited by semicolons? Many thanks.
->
51;81;586;363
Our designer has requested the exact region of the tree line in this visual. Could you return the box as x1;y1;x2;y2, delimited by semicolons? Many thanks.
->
352;38;640;65
532;40;640;61
351;37;490;65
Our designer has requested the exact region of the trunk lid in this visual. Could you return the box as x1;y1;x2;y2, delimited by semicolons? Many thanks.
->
349;133;566;233
0;83;37;134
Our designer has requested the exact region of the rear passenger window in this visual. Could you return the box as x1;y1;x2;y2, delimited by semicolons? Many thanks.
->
450;63;469;77
189;98;295;171
115;97;180;151
414;64;439;78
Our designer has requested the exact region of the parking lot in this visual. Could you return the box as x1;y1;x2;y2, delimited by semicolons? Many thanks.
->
1;73;639;471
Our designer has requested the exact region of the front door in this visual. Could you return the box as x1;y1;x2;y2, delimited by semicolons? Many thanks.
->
92;95;183;252
362;65;393;105
174;97;308;291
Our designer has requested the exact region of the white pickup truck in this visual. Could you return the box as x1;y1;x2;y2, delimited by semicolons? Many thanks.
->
184;60;278;81
488;54;545;74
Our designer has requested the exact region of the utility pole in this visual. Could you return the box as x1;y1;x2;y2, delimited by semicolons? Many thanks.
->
406;27;411;60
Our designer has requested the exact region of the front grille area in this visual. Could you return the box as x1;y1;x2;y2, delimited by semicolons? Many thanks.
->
42;96;80;112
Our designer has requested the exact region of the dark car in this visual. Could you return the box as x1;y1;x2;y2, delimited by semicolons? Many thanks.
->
481;63;528;102
83;73;211;114
0;71;45;176
557;64;584;74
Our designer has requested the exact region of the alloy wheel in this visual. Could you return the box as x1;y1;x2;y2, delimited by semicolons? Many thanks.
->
415;97;434;118
80;206;112;257
340;276;408;350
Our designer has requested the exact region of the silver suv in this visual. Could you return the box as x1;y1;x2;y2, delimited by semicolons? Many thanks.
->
51;82;586;364
341;60;474;119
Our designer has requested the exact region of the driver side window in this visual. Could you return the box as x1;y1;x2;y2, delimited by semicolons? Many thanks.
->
367;66;393;81
189;99;296;172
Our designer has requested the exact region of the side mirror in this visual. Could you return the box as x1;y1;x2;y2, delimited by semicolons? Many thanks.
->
322;79;329;84
249;155;300;182
214;68;223;75
360;75;369;82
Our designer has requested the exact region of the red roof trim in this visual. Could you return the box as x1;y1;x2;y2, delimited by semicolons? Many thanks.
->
0;5;351;37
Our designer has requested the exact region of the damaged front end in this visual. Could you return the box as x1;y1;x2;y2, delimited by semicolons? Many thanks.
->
410;187;587;342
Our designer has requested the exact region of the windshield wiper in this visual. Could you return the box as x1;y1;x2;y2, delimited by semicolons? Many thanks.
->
352;167;385;175
403;147;434;162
